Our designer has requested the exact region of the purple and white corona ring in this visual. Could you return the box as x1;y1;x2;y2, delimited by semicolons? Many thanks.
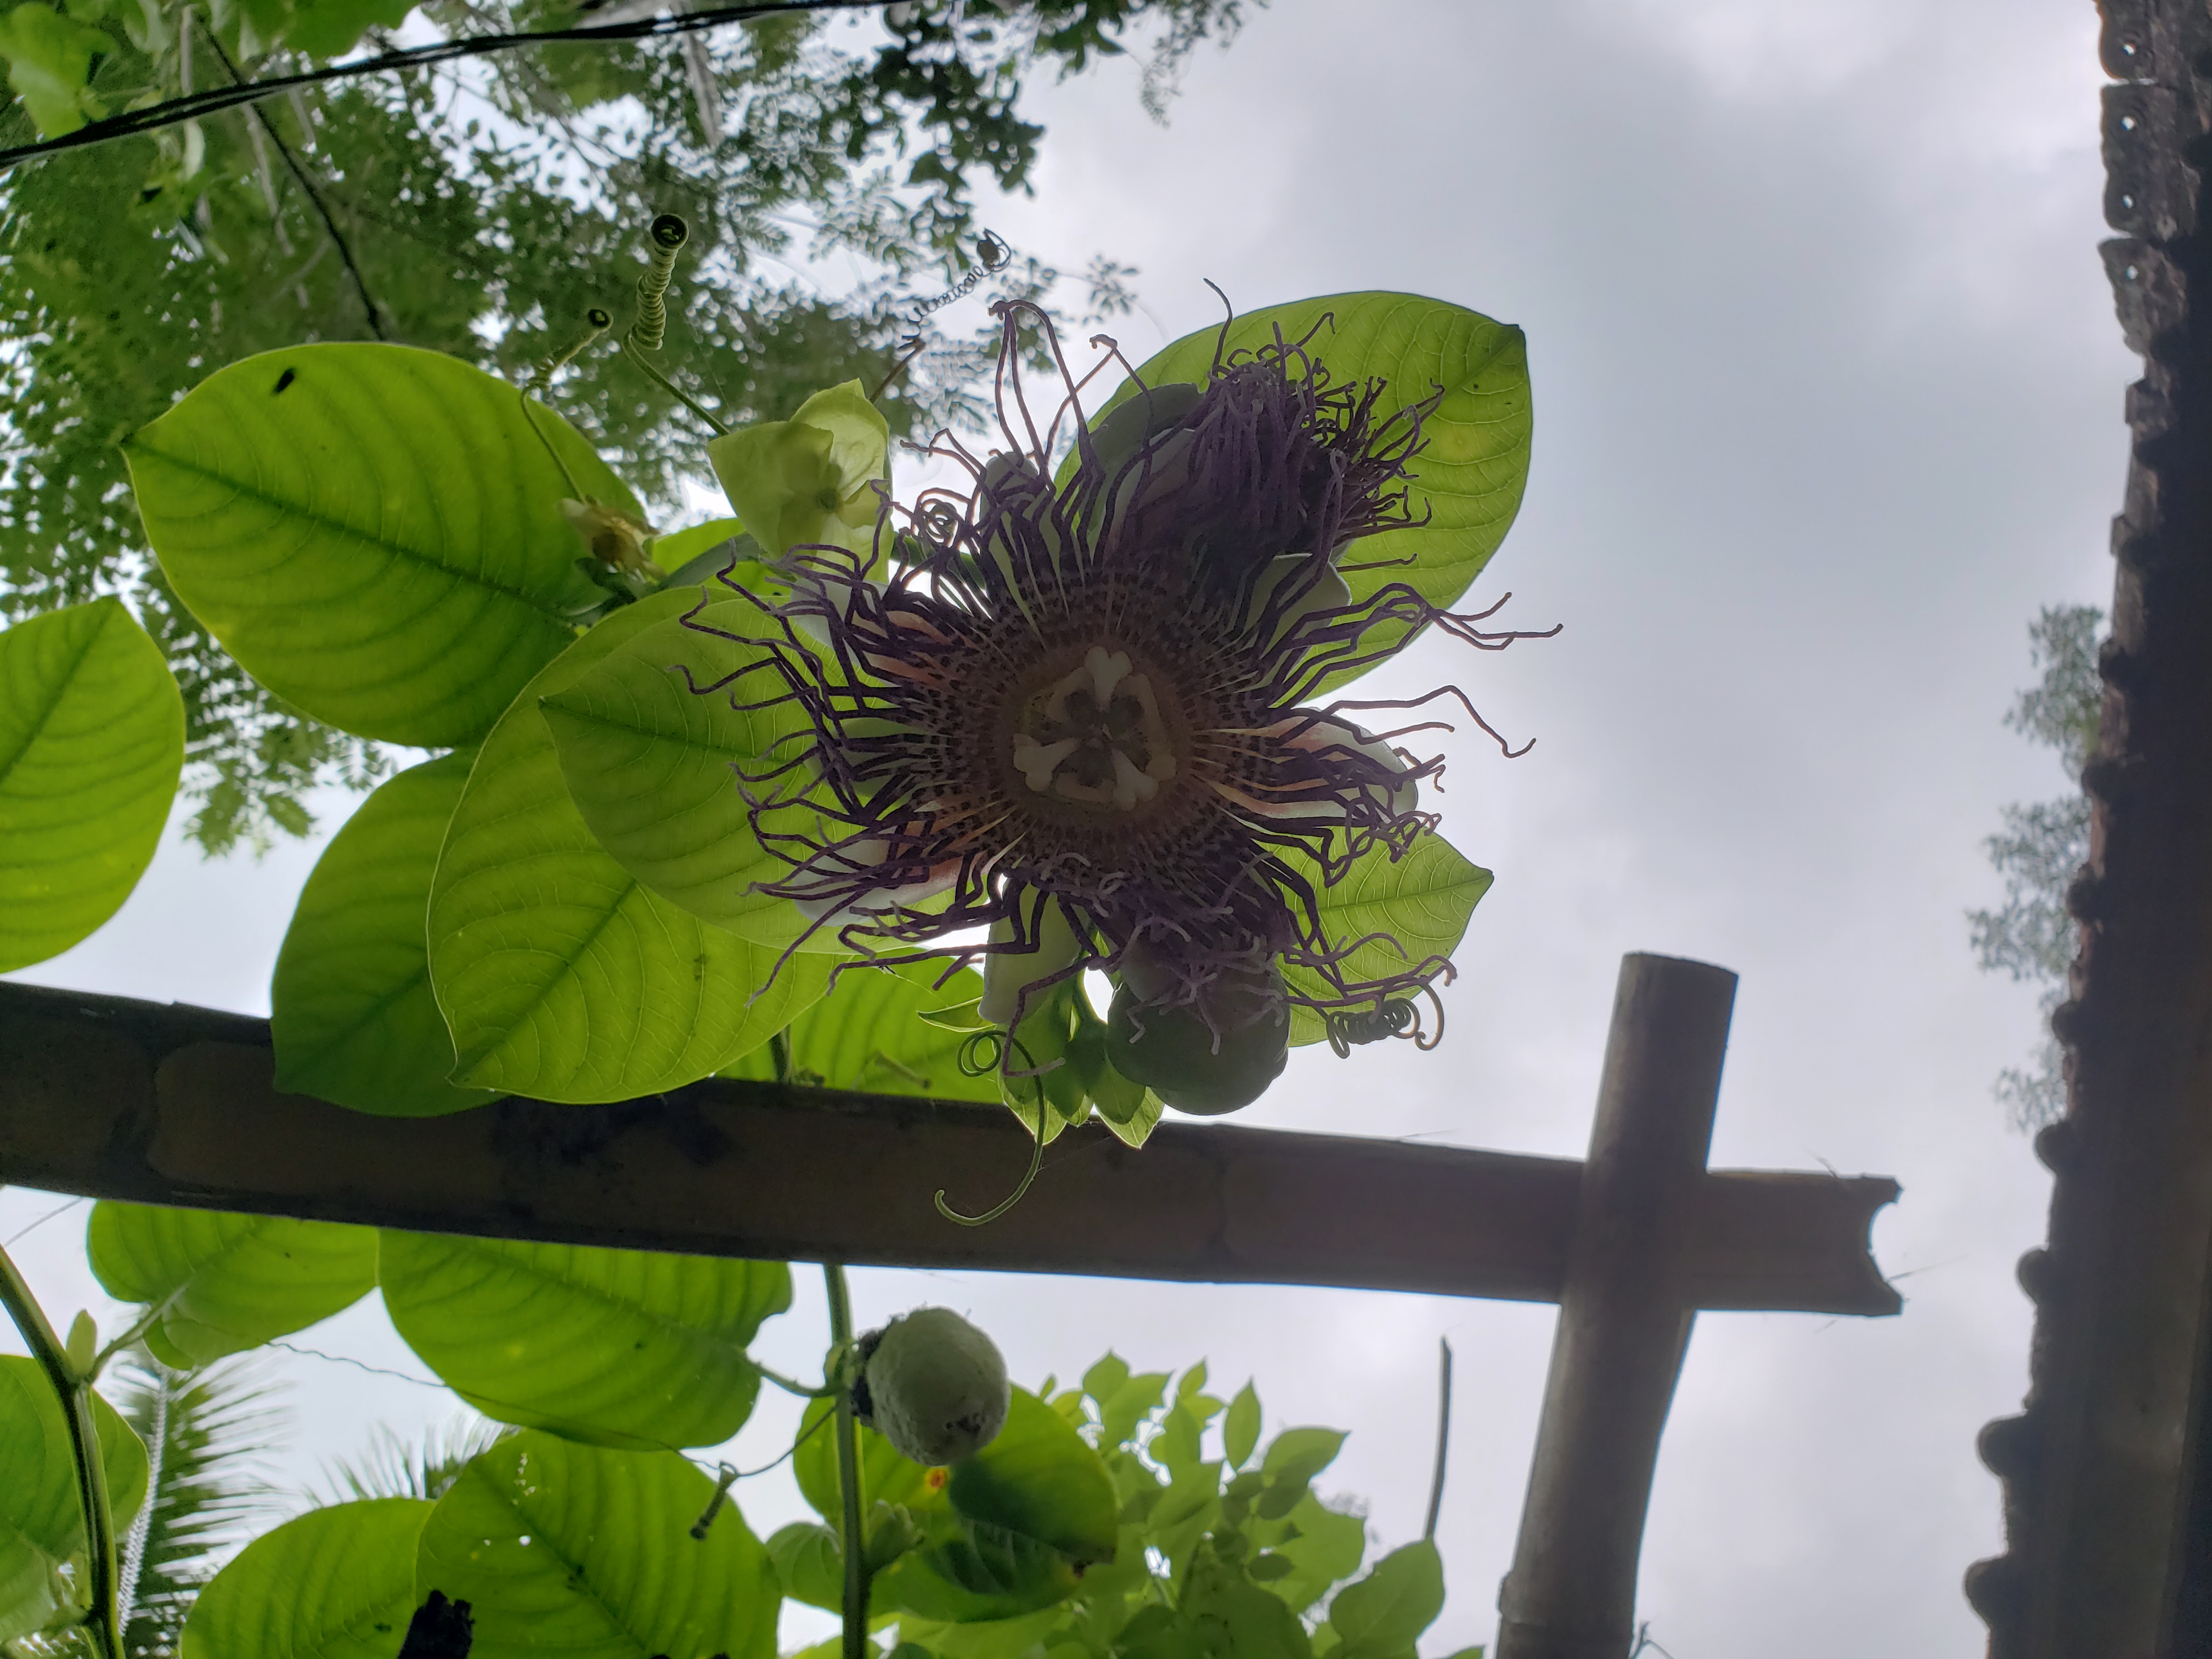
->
687;302;1549;1116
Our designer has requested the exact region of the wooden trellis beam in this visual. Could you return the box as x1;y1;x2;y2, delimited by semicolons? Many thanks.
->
0;978;1898;1314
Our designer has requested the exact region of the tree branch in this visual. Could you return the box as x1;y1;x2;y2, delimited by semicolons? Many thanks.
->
0;0;881;173
196;19;387;340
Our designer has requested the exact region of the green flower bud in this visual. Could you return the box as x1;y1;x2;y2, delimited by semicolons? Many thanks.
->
1087;382;1203;476
857;1306;1011;1466
1104;952;1289;1116
708;381;889;559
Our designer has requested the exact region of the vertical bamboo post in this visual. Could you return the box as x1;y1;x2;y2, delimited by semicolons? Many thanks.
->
1495;952;1739;1659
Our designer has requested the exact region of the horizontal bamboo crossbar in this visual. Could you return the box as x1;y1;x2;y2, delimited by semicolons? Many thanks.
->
0;982;1899;1314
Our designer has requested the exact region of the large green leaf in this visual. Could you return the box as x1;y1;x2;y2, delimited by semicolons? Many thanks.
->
1182;1541;1312;1659
1281;835;1492;1047
413;1432;778;1659
1109;294;1531;616
1314;1541;1444;1659
427;588;830;1101
270;753;500;1118
796;1387;1116;1623
0;1356;148;1646
539;579;822;948
180;1498;431;1659
723;958;1000;1102
125;343;640;747
792;1395;939;1526
376;1231;788;1450
0;2;109;138
943;1388;1118;1565
0;599;183;973
85;1203;378;1368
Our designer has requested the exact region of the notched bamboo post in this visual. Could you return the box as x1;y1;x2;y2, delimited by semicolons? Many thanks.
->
1496;952;1738;1659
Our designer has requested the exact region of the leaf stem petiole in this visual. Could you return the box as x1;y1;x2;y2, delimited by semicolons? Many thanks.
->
0;1243;119;1659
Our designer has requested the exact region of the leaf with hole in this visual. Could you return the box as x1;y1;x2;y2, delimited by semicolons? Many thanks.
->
0;598;183;973
0;1356;148;1646
126;343;639;746
180;1498;430;1659
413;1431;777;1659
86;1203;377;1368
377;1231;788;1449
271;752;499;1118
427;588;828;1101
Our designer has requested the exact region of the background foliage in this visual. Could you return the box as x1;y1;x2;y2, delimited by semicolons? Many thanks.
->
0;0;1237;851
1968;602;2101;1131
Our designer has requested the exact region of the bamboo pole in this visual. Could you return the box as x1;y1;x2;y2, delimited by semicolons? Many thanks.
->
0;979;1896;1314
1496;953;1739;1659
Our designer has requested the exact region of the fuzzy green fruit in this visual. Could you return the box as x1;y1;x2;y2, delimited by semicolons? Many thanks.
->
857;1307;1011;1466
1104;956;1289;1116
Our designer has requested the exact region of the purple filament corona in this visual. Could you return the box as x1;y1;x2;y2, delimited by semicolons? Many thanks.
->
680;301;1554;1043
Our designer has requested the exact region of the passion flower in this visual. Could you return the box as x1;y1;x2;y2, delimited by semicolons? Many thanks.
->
688;301;1547;1116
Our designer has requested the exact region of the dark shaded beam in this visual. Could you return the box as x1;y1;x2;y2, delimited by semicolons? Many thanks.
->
1965;4;2212;1656
0;981;1900;1314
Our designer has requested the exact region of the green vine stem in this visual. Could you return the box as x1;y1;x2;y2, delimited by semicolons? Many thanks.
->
823;1262;869;1659
0;1243;119;1659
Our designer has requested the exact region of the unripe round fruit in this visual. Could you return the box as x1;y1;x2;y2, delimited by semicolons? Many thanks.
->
1104;958;1289;1116
857;1307;1011;1466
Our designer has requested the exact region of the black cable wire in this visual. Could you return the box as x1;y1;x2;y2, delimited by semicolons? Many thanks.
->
195;17;387;340
0;0;884;174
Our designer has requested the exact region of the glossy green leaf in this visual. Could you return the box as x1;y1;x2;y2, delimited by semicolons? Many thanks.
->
1248;1492;1365;1617
944;1389;1118;1565
792;1396;939;1525
86;1203;377;1368
0;598;183;973
538;582;822;949
650;516;752;587
873;1509;1084;1624
1182;1541;1312;1659
797;1386;1115;1620
125;343;640;747
0;2;108;136
180;1498;430;1659
1260;1427;1347;1491
283;0;416;59
1318;1541;1444;1659
766;1520;844;1613
724;959;1001;1102
270;753;499;1118
1223;1383;1261;1471
0;1356;148;1646
1109;294;1531;616
427;588;829;1101
377;1231;787;1449
870;1390;1115;1622
413;1431;777;1659
1284;836;1492;1046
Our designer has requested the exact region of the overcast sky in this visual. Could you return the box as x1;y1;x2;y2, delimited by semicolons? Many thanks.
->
1;1;2130;1655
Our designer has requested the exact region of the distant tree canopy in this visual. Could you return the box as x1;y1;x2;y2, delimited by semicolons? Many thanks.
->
1970;603;2101;1131
0;0;1238;851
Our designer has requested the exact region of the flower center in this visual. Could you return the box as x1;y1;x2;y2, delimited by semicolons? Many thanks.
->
1008;645;1182;814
